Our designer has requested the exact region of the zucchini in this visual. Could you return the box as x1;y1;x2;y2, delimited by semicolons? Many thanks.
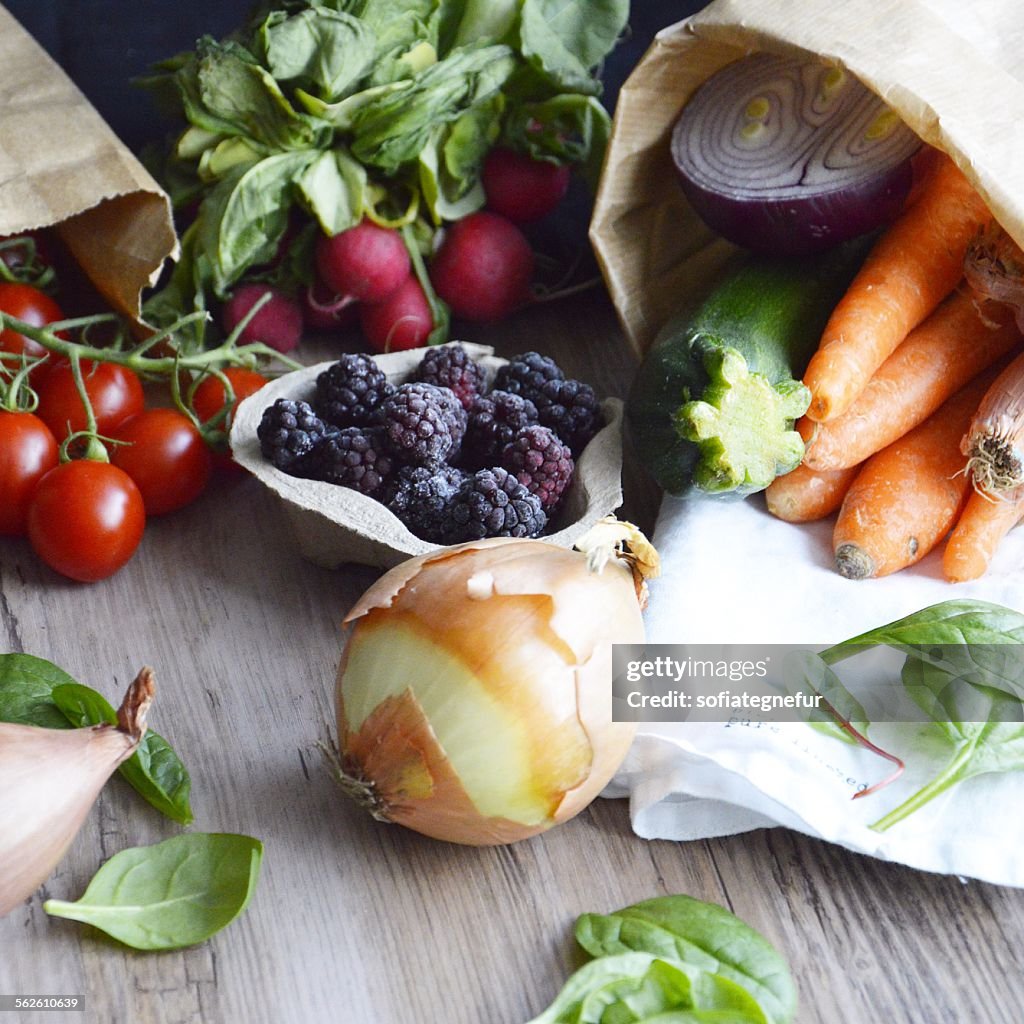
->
627;236;873;497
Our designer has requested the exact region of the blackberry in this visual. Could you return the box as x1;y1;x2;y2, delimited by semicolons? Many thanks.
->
462;390;539;468
378;382;467;464
314;353;394;428
493;351;564;401
257;399;329;474
534;378;602;455
413;343;486;411
500;425;574;513
386;463;466;543
442;467;547;543
307;426;394;499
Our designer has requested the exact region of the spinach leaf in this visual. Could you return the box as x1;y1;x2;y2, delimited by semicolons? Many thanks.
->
526;952;768;1024
0;654;194;826
869;658;1024;831
43;833;262;951
261;7;375;101
0;653;78;729
784;648;870;745
821;600;1024;663
575;897;796;1024
52;684;193;827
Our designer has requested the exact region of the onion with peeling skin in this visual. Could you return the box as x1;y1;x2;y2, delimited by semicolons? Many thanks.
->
671;52;921;255
330;524;658;846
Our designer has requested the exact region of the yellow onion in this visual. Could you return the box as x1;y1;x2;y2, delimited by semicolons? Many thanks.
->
0;668;153;918
332;519;658;845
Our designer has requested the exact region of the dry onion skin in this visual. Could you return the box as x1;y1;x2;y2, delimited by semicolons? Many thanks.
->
332;523;658;845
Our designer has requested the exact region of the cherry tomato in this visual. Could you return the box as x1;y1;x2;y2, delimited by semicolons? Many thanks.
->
0;282;64;362
35;360;145;442
0;410;59;536
111;409;213;516
192;368;268;475
27;461;145;582
192;367;268;426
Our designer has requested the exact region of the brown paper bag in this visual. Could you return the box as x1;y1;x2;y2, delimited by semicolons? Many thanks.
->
0;5;177;318
591;0;1024;356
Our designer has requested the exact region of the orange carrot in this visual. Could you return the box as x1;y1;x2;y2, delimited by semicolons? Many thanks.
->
832;367;1001;579
943;486;1024;582
801;293;1020;471
803;153;992;423
765;463;860;523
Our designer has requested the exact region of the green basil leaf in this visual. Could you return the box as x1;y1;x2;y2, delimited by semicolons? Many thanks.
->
261;7;375;102
51;683;193;827
197;151;317;294
295;147;366;235
0;653;79;729
191;37;325;151
503;92;609;190
522;0;628;71
449;0;518;49
575;897;796;1024
350;45;515;172
526;952;768;1024
43;833;262;951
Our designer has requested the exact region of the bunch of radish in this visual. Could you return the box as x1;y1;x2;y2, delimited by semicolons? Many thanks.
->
219;147;572;356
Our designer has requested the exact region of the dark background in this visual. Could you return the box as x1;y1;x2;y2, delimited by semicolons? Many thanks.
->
4;2;706;153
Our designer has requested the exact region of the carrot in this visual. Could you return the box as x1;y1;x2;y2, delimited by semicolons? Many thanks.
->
943;485;1024;582
765;463;860;523
801;293;1020;471
832;367;1001;579
803;153;992;423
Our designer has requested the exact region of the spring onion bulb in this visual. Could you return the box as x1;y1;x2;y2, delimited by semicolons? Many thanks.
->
330;520;659;845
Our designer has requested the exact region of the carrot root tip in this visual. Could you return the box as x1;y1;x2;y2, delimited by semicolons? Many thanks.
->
834;543;874;579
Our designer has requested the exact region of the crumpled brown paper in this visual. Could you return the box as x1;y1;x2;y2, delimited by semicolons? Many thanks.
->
591;0;1024;356
0;5;177;318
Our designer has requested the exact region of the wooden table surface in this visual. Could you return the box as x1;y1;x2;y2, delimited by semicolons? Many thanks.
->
2;292;1023;1024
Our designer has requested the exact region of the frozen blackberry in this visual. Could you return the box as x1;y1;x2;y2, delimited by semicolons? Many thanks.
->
493;351;564;401
462;390;539;468
414;343;486;411
442;467;547;543
500;425;574;513
307;426;394;498
386;463;466;543
378;382;467;464
534;378;602;455
314;353;394;428
257;399;329;474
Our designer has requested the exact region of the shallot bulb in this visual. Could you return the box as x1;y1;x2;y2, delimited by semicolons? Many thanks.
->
331;521;659;845
0;668;154;918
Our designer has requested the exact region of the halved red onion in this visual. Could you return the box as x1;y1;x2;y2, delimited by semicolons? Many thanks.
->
671;52;921;255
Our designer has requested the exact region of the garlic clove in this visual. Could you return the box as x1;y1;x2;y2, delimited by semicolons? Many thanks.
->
0;667;154;918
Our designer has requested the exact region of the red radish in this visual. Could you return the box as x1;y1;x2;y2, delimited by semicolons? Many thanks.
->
359;275;433;353
222;283;303;353
430;212;534;322
482;147;571;224
302;277;360;332
316;220;411;304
